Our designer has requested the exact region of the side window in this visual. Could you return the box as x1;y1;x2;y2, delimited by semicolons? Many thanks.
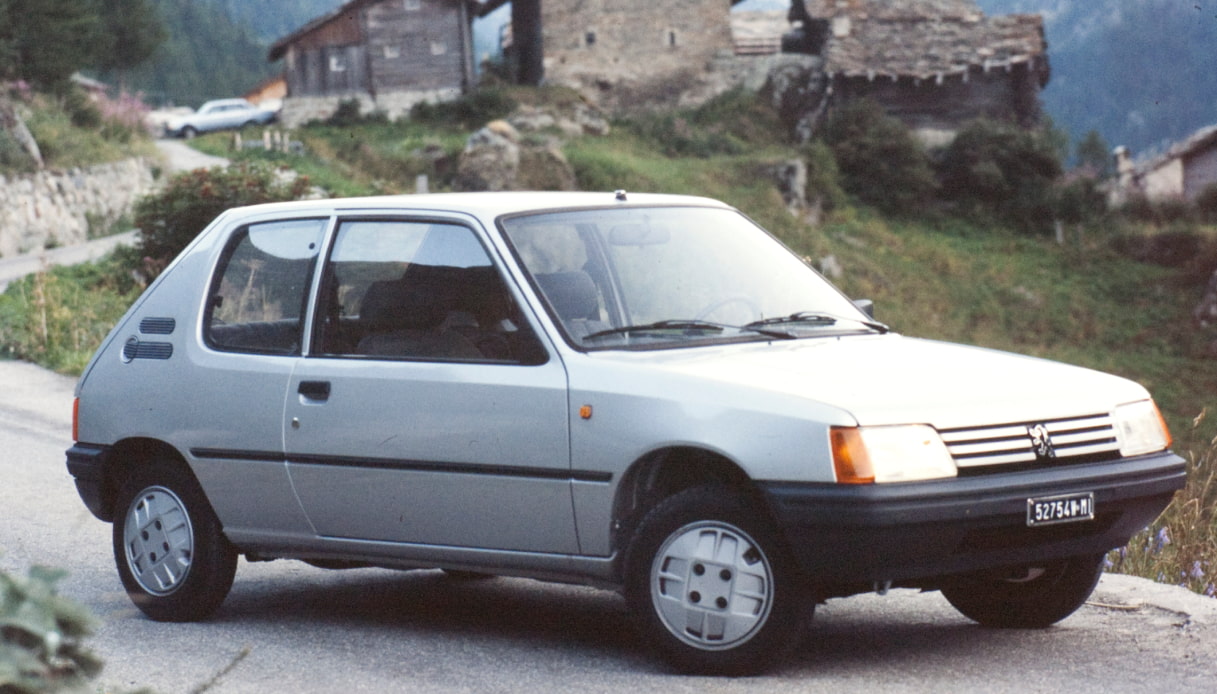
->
205;218;327;355
313;220;545;364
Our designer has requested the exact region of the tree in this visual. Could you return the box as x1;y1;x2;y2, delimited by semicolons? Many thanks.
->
95;0;167;83
1075;129;1113;178
936;119;1063;232
822;99;937;217
0;0;104;88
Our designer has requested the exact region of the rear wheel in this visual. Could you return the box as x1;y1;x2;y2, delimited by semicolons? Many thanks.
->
112;461;237;622
181;125;197;139
940;554;1104;628
625;485;809;675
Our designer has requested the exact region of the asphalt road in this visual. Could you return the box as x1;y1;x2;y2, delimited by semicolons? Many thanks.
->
1;359;1215;693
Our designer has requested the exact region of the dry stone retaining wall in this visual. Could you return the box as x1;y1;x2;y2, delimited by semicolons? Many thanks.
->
0;158;156;258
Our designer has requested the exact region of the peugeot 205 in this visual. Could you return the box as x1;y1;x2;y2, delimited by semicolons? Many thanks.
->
66;191;1185;674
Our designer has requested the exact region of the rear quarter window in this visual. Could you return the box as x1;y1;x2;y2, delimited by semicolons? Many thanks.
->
204;218;328;354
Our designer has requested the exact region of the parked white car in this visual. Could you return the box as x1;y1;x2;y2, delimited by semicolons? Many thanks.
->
66;191;1184;674
163;98;276;138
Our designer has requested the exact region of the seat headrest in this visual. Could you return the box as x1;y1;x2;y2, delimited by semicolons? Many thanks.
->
361;271;454;331
535;271;599;321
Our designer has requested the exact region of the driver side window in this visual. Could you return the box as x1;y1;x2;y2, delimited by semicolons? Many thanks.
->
313;220;545;364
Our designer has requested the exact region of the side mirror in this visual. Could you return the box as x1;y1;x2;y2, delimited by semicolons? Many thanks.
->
853;299;875;319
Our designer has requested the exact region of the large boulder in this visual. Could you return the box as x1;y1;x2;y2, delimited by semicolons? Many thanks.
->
454;120;521;192
454;119;578;192
0;97;43;168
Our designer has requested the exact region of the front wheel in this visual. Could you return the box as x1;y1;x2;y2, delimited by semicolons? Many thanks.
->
112;462;237;622
940;554;1104;628
625;486;809;675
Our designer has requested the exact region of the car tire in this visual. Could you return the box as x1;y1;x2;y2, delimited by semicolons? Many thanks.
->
181;126;197;139
112;461;237;622
624;485;809;675
940;553;1104;628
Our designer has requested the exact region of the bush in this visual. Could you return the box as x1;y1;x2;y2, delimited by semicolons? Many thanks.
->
410;89;518;130
1195;183;1217;224
935;119;1063;232
132;162;316;276
1118;193;1195;226
323;99;387;127
0;565;102;693
1052;175;1108;226
822;99;937;217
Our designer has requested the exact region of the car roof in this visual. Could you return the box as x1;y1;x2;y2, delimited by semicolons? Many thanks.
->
218;191;734;222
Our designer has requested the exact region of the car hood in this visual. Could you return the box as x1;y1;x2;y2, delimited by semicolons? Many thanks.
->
604;334;1149;429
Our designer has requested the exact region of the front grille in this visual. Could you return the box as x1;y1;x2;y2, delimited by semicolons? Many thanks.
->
940;414;1120;471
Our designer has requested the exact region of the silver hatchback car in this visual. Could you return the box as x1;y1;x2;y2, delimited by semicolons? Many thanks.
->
67;191;1184;674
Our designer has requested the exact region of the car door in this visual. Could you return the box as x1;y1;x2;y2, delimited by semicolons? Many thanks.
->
284;217;579;554
183;216;330;541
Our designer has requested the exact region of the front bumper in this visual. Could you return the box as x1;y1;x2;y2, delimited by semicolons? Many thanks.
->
758;451;1185;586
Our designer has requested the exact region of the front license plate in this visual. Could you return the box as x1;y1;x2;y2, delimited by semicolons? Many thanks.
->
1027;492;1095;527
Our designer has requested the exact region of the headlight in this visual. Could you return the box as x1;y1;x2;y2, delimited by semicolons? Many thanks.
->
831;425;956;484
1113;400;1172;457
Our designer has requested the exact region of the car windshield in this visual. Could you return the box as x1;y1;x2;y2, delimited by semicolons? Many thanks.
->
500;206;877;349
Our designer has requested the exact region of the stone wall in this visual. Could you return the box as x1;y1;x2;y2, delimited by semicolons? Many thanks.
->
541;0;738;112
278;87;463;128
0;158;156;258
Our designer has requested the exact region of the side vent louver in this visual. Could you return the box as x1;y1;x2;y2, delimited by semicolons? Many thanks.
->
122;338;173;361
139;317;176;335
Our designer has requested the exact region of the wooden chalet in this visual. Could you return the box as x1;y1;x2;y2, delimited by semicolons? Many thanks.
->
268;0;476;125
809;0;1049;141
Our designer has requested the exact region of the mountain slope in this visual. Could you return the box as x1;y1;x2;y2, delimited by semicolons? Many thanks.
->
102;0;345;106
976;0;1217;158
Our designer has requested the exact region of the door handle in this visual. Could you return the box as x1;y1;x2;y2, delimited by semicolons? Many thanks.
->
298;380;331;401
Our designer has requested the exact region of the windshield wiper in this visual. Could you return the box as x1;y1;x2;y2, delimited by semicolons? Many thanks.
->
584;319;795;341
745;311;890;334
583;319;727;341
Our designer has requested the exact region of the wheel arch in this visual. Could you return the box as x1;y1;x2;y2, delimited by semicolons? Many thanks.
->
610;446;774;566
96;438;195;522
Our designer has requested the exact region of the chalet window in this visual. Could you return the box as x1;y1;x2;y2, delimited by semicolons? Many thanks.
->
668;30;678;47
329;54;346;72
404;0;421;10
585;31;596;47
384;44;400;59
431;41;447;56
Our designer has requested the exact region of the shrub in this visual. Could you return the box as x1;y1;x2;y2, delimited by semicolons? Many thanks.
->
132;162;315;276
323;98;387;128
1119;193;1195;226
935;119;1063;232
0;565;102;693
410;89;518;130
1052;175;1108;226
1195;183;1217;224
822;99;937;217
